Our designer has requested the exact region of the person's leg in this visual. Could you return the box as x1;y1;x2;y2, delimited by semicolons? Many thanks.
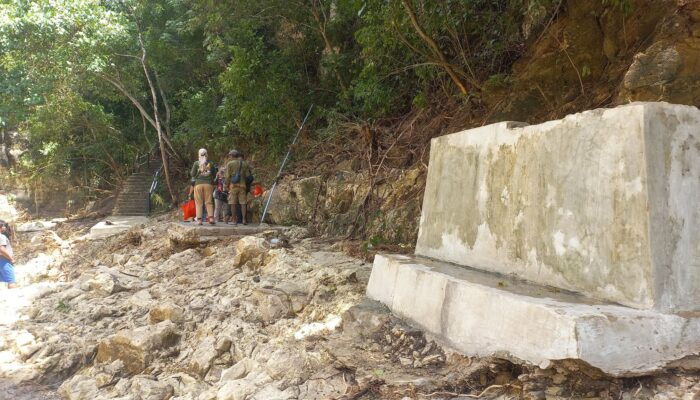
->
238;189;248;224
219;199;226;221
0;259;16;289
227;186;235;224
214;198;222;221
230;187;241;224
224;196;232;223
204;184;215;224
194;184;204;224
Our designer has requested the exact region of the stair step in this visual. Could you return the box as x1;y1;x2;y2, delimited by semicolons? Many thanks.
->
113;213;149;216
113;165;164;217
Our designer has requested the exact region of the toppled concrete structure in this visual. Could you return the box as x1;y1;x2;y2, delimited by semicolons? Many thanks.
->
88;216;148;240
367;102;700;376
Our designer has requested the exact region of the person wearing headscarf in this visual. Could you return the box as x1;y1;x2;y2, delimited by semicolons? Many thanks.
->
0;220;16;288
190;148;217;225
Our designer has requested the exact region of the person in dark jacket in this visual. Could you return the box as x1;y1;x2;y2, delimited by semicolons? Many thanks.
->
213;168;229;222
225;150;253;225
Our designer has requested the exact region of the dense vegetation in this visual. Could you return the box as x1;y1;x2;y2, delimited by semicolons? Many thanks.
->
0;0;558;201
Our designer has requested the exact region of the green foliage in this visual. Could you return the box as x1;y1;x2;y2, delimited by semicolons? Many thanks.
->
581;64;592;78
1;0;547;190
56;299;71;313
603;0;633;14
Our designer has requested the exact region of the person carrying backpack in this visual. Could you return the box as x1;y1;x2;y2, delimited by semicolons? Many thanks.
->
190;148;217;225
213;168;229;222
225;149;254;225
0;220;16;289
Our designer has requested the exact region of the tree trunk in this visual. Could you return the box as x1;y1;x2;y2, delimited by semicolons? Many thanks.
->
309;0;347;91
137;31;178;205
99;74;179;158
0;127;11;168
401;0;469;95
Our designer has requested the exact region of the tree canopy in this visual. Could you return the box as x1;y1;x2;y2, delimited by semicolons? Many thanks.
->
0;0;546;200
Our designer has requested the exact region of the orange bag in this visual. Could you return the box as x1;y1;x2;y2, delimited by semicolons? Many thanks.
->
182;199;196;220
252;184;264;198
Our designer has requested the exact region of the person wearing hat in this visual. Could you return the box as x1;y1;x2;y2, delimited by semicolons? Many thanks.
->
190;148;217;225
225;149;253;225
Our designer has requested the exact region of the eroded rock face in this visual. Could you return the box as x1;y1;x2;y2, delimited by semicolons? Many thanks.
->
252;288;294;324
96;321;180;375
130;375;174;400
148;303;184;325
0;194;19;222
233;236;268;268
623;42;682;91
262;168;424;245
87;272;127;297
58;375;99;400
190;336;219;378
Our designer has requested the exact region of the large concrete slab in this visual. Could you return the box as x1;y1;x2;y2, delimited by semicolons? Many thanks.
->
367;254;700;377
169;222;282;238
88;216;149;240
415;102;700;312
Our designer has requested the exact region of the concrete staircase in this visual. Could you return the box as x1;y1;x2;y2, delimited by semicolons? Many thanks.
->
113;162;162;216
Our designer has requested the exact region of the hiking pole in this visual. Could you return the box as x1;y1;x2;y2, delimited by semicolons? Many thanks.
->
260;104;314;224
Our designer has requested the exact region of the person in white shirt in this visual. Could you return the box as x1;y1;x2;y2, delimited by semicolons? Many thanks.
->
0;220;16;289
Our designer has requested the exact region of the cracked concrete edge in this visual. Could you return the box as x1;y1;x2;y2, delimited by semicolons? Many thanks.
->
367;253;700;377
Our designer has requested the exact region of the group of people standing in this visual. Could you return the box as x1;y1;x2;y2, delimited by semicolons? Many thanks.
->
190;148;254;225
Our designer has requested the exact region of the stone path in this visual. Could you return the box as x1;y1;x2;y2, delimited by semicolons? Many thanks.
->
0;219;697;399
0;379;59;400
88;216;149;240
170;221;282;236
0;256;63;399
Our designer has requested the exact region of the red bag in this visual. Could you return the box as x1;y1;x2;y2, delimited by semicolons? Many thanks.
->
252;184;263;198
181;199;196;221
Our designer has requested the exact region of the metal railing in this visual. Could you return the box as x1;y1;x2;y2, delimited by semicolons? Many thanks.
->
146;165;163;215
130;144;162;215
133;143;159;174
260;105;313;223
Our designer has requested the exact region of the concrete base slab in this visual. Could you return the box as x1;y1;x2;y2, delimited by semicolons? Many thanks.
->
88;216;149;240
367;254;700;377
169;222;282;238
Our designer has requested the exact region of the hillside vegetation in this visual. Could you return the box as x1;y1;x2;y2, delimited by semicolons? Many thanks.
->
2;0;700;236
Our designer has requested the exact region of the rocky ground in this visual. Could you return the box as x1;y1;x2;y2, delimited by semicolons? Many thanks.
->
0;217;698;400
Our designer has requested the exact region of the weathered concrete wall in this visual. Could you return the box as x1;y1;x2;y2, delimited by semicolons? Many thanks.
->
415;102;700;312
